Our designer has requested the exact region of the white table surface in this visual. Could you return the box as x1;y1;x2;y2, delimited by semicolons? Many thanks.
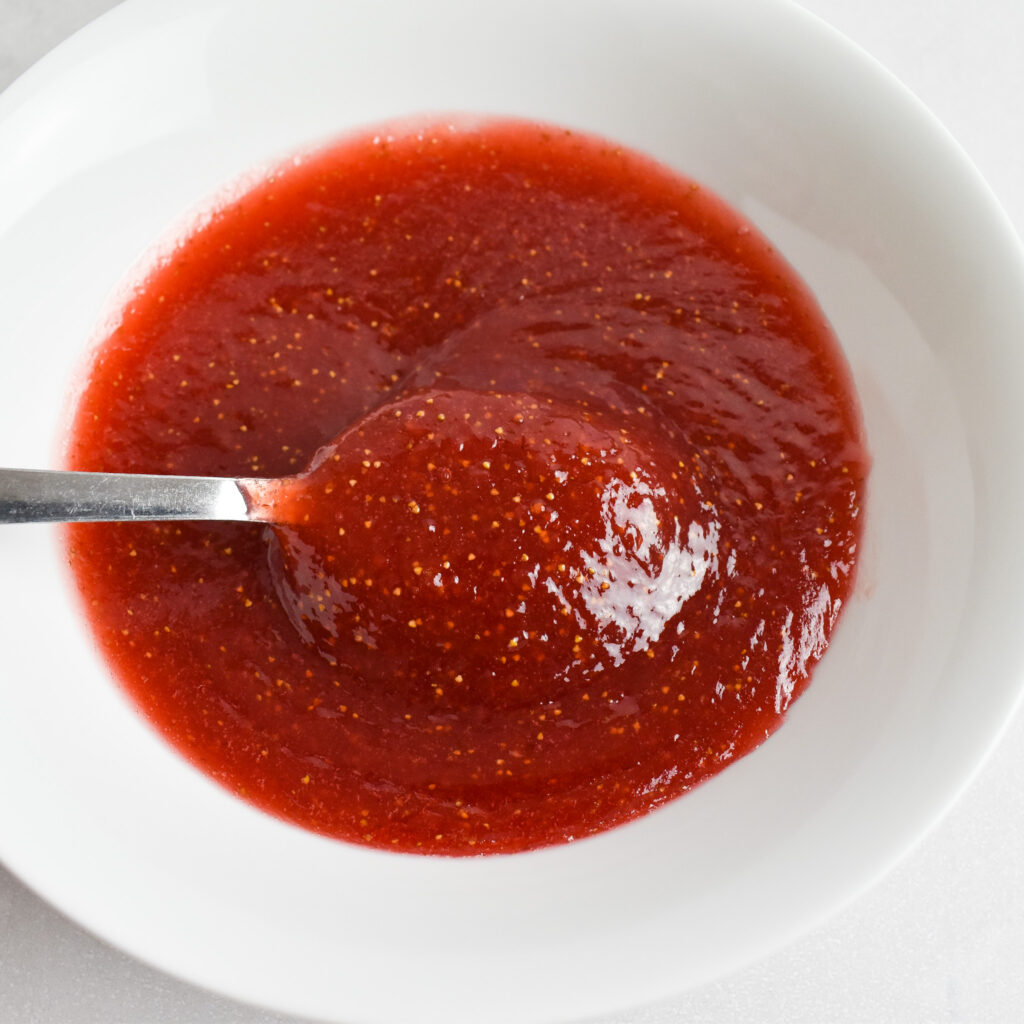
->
2;1;1023;1021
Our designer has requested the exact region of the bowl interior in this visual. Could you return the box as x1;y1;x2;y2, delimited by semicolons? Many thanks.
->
1;1;1023;1022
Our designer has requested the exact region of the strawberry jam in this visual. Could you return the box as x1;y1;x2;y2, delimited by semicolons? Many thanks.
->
66;119;868;854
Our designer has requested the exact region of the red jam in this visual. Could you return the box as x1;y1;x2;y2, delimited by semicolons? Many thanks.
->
66;119;868;855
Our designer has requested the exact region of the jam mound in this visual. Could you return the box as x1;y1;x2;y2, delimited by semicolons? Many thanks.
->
263;388;716;705
66;119;868;854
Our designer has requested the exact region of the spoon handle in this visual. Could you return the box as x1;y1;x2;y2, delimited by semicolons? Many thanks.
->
0;468;256;524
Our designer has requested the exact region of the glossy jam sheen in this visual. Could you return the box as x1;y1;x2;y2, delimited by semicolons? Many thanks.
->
66;121;868;855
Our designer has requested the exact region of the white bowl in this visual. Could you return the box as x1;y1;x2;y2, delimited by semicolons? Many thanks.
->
2;0;1023;1021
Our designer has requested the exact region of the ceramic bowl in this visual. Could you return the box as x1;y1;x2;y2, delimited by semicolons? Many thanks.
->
2;0;1023;1021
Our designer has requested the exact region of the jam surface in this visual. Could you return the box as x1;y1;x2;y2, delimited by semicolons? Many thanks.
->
66;120;868;854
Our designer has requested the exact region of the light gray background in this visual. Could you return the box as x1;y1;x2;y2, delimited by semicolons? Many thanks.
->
2;1;1023;1021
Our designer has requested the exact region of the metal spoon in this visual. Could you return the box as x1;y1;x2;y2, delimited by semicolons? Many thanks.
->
0;468;268;524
